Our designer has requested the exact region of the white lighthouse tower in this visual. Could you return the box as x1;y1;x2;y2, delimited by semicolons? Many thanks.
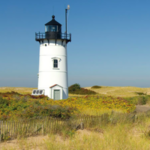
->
32;8;71;100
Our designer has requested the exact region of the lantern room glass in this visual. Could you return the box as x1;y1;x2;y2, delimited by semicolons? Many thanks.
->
45;25;58;32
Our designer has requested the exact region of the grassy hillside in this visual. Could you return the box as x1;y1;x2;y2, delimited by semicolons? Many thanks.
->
0;87;35;94
1;87;150;149
1;86;150;97
1;111;150;150
84;86;150;97
1;124;150;150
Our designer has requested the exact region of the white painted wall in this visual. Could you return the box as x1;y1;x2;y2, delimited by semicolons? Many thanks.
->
38;39;68;99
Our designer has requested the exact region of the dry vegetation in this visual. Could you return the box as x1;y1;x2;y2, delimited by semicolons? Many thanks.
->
1;86;150;97
1;86;150;150
0;87;35;95
1;121;150;150
85;86;150;97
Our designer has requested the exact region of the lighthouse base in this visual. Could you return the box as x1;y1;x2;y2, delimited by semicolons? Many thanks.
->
32;84;68;100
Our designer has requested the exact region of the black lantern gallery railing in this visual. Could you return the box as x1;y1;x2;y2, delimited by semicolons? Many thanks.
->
35;32;71;43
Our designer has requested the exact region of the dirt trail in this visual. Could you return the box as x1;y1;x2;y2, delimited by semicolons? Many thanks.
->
135;105;150;113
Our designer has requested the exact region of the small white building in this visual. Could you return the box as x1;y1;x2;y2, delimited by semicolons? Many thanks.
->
32;14;71;100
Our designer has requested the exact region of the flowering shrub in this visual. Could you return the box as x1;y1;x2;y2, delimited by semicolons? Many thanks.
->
0;92;135;121
0;92;76;120
57;96;135;114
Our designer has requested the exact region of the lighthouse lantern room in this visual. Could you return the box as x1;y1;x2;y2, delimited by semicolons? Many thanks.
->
32;8;71;100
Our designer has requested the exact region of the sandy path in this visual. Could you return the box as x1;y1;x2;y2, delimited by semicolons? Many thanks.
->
135;105;150;113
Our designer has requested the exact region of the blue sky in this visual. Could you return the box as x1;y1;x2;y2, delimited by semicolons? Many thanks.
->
0;0;150;88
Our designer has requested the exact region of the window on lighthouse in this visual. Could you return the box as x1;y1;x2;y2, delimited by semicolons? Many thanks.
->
50;25;57;32
54;59;58;68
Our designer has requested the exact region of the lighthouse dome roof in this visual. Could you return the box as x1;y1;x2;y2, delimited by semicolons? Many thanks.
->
45;15;62;26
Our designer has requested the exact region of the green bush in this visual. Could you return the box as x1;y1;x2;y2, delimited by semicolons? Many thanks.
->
0;96;9;108
137;96;148;105
69;84;81;92
125;95;150;105
72;88;96;95
17;105;74;120
135;92;147;96
69;84;96;95
91;85;102;89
